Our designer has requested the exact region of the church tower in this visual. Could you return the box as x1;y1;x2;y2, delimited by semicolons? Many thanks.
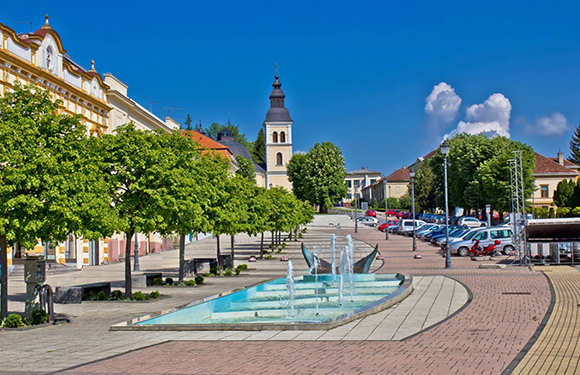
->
264;70;293;190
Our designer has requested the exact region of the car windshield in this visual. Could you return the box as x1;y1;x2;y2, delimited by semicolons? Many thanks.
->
464;230;482;240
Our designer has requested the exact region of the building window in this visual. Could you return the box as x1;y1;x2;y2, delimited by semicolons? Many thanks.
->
354;180;360;188
370;179;376;184
280;131;286;143
347;193;352;200
541;185;549;198
276;152;283;166
272;132;278;143
347;180;352;188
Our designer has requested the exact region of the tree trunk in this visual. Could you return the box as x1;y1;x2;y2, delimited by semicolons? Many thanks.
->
178;234;185;283
260;232;264;257
271;231;274;249
230;235;235;269
125;229;134;298
216;235;222;276
0;234;8;319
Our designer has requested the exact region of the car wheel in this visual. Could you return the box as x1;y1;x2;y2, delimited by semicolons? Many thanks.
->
458;247;469;257
503;245;514;255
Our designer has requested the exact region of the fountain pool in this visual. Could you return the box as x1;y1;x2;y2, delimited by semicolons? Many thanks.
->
111;273;413;331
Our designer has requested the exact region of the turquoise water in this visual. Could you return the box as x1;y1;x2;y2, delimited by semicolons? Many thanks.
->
136;273;404;326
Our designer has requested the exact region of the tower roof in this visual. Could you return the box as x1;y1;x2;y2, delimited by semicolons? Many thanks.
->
264;72;292;123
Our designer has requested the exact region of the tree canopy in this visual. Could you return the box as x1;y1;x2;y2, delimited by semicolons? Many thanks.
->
568;122;580;166
0;83;112;318
235;155;256;180
288;142;347;212
251;128;266;164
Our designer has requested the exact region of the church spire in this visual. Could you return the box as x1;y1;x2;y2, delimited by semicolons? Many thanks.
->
265;66;292;123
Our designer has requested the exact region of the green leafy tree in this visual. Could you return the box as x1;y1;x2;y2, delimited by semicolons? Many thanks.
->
408;162;435;212
287;153;309;201
184;114;193;131
206;120;251;149
235;155;256;180
430;134;535;215
289;142;347;212
98;123;186;297
553;179;576;208
251;128;266;164
568;122;580;165
0;83;113;318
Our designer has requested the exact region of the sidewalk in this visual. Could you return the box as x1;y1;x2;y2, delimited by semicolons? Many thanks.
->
0;215;573;374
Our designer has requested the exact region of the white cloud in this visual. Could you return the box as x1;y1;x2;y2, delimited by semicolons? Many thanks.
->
446;93;512;139
425;82;462;131
524;112;570;136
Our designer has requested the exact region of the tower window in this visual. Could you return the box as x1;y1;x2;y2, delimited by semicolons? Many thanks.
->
272;131;278;143
276;152;283;166
280;131;286;143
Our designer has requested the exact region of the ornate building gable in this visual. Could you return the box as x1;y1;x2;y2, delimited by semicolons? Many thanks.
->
0;15;110;135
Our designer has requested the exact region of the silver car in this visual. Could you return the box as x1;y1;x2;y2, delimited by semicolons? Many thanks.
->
450;227;514;256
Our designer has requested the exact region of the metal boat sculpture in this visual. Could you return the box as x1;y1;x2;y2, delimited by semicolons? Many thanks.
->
301;243;379;274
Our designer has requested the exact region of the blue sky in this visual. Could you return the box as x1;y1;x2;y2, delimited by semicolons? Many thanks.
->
3;1;580;175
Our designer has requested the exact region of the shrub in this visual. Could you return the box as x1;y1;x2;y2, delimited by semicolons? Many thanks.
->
186;279;196;286
153;277;163;286
209;267;218;275
239;264;248;270
195;275;205;285
96;291;107;301
281;242;286;249
132;291;146;301
165;277;174;285
224;269;233;277
235;267;241;275
149;290;160;299
2;313;23;328
298;233;303;238
111;290;124;300
31;309;49;325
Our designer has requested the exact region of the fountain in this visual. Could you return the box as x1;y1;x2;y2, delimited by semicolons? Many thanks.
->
112;235;413;331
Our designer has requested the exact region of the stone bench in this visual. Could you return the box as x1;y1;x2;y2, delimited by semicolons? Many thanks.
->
132;272;163;288
54;282;111;304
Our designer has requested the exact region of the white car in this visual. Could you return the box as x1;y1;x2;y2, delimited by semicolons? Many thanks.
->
357;217;379;227
457;217;486;228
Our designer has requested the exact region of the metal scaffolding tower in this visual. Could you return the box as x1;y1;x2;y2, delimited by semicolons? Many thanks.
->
508;151;529;264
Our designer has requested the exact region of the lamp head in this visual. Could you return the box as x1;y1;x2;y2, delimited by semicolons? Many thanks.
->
440;140;450;156
409;170;416;178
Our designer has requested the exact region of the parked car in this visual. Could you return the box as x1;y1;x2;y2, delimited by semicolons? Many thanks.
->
357;216;379;227
450;227;514;256
366;209;377;217
386;209;399;217
457;216;487;228
379;219;400;232
397;219;426;234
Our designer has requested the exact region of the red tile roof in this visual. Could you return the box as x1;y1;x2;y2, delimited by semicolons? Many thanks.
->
533;152;578;175
548;157;579;169
181;130;234;160
386;167;410;182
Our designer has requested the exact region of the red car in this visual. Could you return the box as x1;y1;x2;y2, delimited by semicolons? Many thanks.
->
366;209;377;217
397;211;411;219
386;209;399;217
378;219;400;232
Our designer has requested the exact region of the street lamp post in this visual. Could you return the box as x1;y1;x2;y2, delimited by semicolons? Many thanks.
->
409;169;416;251
383;179;389;240
133;232;140;271
441;140;451;268
354;183;358;233
531;179;535;218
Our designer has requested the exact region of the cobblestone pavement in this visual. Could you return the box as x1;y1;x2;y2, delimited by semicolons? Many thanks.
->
47;222;561;375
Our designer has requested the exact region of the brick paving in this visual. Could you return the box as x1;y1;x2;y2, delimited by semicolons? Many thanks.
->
59;225;555;375
508;266;580;375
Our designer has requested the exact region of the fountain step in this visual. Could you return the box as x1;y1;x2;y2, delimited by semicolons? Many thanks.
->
251;287;398;299
209;307;354;321
262;280;402;291
227;295;386;311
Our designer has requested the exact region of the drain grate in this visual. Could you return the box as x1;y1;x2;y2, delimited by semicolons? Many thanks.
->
502;292;532;295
